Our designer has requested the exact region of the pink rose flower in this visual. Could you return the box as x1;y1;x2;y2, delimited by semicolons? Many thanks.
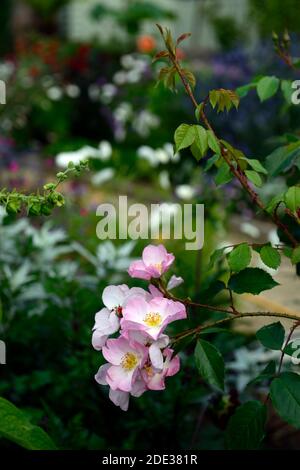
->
128;244;175;280
142;348;180;390
102;337;148;392
95;363;146;411
121;296;186;340
92;284;150;350
122;330;170;370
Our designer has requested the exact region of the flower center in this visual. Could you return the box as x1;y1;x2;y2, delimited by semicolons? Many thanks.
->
153;262;163;274
115;305;123;317
143;312;162;327
144;364;154;377
121;352;138;371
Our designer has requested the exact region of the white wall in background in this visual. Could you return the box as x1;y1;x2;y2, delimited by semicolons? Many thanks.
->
67;0;252;51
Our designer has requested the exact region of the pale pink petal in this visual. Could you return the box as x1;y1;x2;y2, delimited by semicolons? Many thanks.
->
149;343;164;370
109;389;129;411
142;244;168;267
102;337;130;365
92;330;108;350
94;363;110;385
128;260;151;280
148;284;163;298
93;308;111;330
106;365;136;392
102;285;129;310
167;275;184;290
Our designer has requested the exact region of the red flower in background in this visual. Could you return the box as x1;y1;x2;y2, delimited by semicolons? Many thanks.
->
136;35;156;54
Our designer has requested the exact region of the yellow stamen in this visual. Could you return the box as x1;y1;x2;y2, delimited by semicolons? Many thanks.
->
121;352;138;371
153;262;163;274
144;312;162;327
144;364;154;377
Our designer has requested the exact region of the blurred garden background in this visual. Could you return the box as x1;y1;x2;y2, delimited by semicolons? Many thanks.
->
1;0;300;450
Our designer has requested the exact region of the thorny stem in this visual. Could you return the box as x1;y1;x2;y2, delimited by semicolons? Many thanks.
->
168;50;298;247
172;312;300;344
277;320;300;375
156;279;233;314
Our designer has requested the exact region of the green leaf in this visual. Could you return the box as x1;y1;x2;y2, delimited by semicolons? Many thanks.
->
284;186;300;213
245;158;268;174
236;82;256;98
193;125;208;156
281;79;293;103
194;339;225;391
0;397;57;450
208;247;226;269
207;130;221;154
195;103;204;121
171;334;195;358
174;124;195;152
270;372;300;429
284;341;300;360
265;193;285;214
260;245;281;269
245;170;263;187
291;246;300;264
247;361;276;386
225;401;267;450
256;322;285;350
209;89;239;112
204;154;219;171
228;268;279;295
215;162;233;186
257;76;280;102
266;141;300;176
228;243;252;272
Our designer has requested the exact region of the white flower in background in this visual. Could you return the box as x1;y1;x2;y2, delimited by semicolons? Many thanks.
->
137;143;179;167
91;168;115;186
47;86;63;101
114;102;132;123
56;141;113;168
164;143;180;163
100;83;117;104
132;110;160;137
65;84;80;98
228;341;300;391
175;185;196;200
96;241;136;278
113;54;148;86
137;146;158;166
126;70;141;84
240;222;261;239
158;171;171;190
0;61;14;80
113;71;127;85
88;84;101;101
120;54;136;69
98;141;112;160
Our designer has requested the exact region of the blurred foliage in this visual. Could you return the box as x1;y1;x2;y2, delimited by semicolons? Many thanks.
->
91;1;175;35
23;0;71;18
249;0;300;36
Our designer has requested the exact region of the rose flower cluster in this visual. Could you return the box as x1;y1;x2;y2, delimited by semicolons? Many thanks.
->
92;244;186;411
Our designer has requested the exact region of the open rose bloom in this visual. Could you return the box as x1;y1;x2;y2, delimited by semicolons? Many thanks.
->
92;244;186;410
